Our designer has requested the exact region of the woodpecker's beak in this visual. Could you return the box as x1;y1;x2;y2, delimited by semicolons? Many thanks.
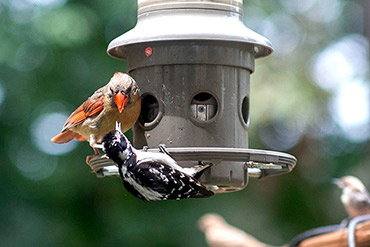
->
115;121;122;133
115;92;128;113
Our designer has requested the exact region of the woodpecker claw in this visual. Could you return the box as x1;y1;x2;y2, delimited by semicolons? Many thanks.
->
158;144;172;157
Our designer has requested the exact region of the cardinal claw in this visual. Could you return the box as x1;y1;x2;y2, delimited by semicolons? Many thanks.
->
86;154;99;167
86;149;100;168
92;144;103;150
101;154;109;159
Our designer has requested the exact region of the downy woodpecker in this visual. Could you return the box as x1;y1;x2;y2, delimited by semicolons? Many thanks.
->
102;123;214;201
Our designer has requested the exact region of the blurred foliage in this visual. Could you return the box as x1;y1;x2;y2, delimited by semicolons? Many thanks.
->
0;0;369;246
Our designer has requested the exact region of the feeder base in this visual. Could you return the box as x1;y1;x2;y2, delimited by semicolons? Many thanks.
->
87;147;296;193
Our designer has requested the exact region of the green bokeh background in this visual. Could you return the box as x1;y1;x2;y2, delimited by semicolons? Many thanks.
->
1;0;369;246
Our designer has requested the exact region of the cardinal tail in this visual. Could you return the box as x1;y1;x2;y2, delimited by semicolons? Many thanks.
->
51;130;85;143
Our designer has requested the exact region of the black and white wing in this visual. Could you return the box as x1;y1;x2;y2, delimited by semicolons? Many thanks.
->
120;160;214;201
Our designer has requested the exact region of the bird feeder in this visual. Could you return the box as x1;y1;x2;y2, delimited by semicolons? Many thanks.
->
90;0;297;193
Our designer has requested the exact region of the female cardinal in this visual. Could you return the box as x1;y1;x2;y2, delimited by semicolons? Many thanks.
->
51;72;141;159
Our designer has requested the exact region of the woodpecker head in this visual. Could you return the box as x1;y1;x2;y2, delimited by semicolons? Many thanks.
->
333;176;368;194
102;122;131;164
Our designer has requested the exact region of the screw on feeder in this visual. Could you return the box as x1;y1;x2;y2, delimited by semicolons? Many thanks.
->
190;92;218;121
91;0;297;193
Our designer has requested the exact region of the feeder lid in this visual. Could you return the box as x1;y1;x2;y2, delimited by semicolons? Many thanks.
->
107;6;272;59
138;0;244;15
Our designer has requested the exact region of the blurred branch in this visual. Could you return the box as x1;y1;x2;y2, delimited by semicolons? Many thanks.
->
199;214;370;247
299;221;370;247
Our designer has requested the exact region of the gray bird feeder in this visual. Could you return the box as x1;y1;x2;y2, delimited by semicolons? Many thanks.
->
90;0;297;193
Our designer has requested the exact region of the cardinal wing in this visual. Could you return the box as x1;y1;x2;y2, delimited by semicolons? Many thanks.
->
61;89;105;131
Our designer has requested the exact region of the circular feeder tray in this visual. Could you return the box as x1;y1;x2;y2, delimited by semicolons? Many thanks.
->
88;147;296;193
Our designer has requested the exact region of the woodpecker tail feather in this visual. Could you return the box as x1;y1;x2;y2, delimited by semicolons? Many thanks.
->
195;186;214;198
183;163;213;180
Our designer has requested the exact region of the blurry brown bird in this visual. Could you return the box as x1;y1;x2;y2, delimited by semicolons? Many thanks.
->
51;72;141;160
333;176;370;218
198;214;269;247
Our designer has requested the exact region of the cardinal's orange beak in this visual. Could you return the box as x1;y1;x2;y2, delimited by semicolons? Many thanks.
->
115;92;128;113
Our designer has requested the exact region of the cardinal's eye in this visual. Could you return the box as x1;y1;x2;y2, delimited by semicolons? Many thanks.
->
124;87;131;94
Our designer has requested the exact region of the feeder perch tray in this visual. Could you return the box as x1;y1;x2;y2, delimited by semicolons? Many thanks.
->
88;147;296;193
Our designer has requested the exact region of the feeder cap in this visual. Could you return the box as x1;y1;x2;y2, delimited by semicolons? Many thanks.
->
107;7;272;59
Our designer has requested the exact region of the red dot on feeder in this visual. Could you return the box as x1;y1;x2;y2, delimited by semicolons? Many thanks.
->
145;47;152;56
